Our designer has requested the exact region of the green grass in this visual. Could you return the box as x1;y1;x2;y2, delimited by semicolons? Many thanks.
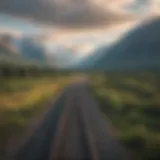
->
90;72;160;160
0;75;75;156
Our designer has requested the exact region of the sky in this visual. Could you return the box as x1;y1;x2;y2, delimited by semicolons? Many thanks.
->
0;0;160;58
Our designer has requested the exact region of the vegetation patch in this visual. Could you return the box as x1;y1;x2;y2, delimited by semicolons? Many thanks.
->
0;75;74;156
90;72;160;160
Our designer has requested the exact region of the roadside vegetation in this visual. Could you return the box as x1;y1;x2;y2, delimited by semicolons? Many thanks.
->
90;72;160;160
0;74;75;156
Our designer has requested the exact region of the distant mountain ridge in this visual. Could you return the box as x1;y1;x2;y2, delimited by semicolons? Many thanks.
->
19;37;47;63
0;34;51;68
0;33;77;69
0;34;19;56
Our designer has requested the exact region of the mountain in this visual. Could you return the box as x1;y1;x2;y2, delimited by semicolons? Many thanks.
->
0;34;49;68
19;37;47;63
0;34;19;56
75;45;109;69
0;34;22;65
0;39;33;67
84;17;160;71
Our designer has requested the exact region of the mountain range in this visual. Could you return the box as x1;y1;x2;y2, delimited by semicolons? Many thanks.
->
0;34;50;67
0;34;77;69
79;17;160;71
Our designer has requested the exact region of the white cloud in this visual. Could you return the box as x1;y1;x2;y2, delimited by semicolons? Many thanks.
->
92;0;160;16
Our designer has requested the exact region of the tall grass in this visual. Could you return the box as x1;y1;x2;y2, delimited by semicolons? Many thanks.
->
90;72;160;160
0;75;73;156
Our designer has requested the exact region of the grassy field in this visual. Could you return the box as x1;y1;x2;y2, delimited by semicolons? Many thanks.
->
0;74;75;156
90;72;160;160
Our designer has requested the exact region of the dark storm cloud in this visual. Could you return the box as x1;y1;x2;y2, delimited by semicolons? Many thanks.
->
0;0;131;28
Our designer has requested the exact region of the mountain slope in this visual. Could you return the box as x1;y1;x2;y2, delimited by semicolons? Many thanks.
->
75;45;109;69
0;34;19;56
0;35;48;68
19;37;47;63
91;17;160;71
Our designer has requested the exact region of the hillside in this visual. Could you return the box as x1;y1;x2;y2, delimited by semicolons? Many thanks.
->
0;47;40;68
0;35;47;68
19;37;47;63
83;17;160;71
91;72;160;160
0;34;19;56
76;45;109;69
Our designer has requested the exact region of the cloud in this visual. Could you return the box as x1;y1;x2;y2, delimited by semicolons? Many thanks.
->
0;0;132;28
122;0;160;15
148;0;160;14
